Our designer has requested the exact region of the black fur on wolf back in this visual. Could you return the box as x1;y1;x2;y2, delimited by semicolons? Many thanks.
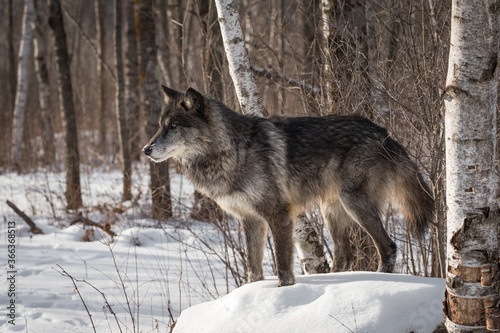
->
143;86;435;286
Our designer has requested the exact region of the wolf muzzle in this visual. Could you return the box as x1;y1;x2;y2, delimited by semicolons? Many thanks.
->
142;145;153;156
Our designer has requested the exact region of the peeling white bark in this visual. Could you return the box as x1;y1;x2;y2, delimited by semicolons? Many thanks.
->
11;0;34;169
444;0;498;269
321;0;332;110
214;0;267;117
444;0;499;331
294;215;329;274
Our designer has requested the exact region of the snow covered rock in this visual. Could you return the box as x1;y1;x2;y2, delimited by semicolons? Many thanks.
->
173;272;445;333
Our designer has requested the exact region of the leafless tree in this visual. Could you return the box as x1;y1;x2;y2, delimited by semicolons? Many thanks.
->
32;0;55;166
11;0;34;170
114;0;132;201
124;1;141;161
48;0;83;209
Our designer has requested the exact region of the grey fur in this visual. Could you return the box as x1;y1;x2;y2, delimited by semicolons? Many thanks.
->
143;86;435;287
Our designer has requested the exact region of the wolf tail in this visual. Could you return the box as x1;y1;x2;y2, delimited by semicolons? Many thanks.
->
390;145;435;239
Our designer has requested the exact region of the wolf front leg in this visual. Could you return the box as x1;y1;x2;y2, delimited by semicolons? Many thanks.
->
241;217;267;283
268;213;296;287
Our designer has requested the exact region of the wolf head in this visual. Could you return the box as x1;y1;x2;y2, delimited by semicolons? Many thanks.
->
142;86;212;163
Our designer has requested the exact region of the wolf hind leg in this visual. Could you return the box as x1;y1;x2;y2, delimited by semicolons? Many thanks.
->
321;200;354;272
242;217;268;283
339;188;397;273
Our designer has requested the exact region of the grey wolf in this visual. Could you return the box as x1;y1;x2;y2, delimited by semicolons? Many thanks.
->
142;86;434;287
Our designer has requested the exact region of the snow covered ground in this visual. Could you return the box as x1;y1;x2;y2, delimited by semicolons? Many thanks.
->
0;166;445;332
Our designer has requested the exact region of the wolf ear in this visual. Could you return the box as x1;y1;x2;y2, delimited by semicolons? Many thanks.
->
182;87;204;113
161;85;180;104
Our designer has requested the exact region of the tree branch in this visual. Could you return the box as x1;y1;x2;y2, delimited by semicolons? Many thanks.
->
70;213;116;237
6;200;44;234
251;66;321;97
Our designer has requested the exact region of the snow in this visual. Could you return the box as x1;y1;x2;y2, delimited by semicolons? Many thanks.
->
0;166;445;332
174;273;445;333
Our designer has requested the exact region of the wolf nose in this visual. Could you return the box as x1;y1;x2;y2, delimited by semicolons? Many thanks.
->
142;145;152;156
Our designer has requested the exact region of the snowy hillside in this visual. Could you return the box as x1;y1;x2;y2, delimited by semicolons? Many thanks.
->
0;167;445;332
173;273;445;333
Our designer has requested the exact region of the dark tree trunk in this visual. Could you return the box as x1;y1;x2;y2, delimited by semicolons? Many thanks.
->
136;0;172;219
7;0;16;113
94;0;107;156
114;0;132;201
124;1;141;161
48;0;82;209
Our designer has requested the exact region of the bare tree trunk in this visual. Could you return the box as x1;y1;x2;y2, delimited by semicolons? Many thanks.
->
124;1;141;161
365;0;388;121
215;0;329;275
7;0;16;113
33;2;55;166
301;0;321;115
114;0;132;201
443;0;499;331
136;0;172;219
94;0;107;156
214;0;266;117
321;0;333;112
48;0;82;210
11;0;34;170
154;0;172;87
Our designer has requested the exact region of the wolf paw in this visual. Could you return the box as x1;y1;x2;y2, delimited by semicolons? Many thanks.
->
247;272;264;283
277;271;295;287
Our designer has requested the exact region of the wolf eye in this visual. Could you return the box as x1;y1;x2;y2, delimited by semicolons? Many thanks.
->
170;122;177;128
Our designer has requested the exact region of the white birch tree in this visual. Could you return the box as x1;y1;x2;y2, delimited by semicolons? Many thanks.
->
11;0;34;170
215;0;329;275
214;0;267;117
443;0;499;331
33;7;55;166
321;0;332;111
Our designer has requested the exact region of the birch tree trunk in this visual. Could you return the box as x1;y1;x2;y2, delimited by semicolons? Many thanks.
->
33;7;55;166
136;0;172;219
114;0;132;201
11;0;34;170
48;0;82;209
443;0;500;331
214;0;266;117
215;0;329;275
321;0;333;112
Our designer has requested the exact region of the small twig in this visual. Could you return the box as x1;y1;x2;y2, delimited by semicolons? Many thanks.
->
351;303;359;333
6;200;44;234
329;313;355;333
108;245;136;333
54;265;97;333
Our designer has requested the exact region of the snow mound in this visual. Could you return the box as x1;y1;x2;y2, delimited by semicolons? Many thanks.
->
173;272;445;333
